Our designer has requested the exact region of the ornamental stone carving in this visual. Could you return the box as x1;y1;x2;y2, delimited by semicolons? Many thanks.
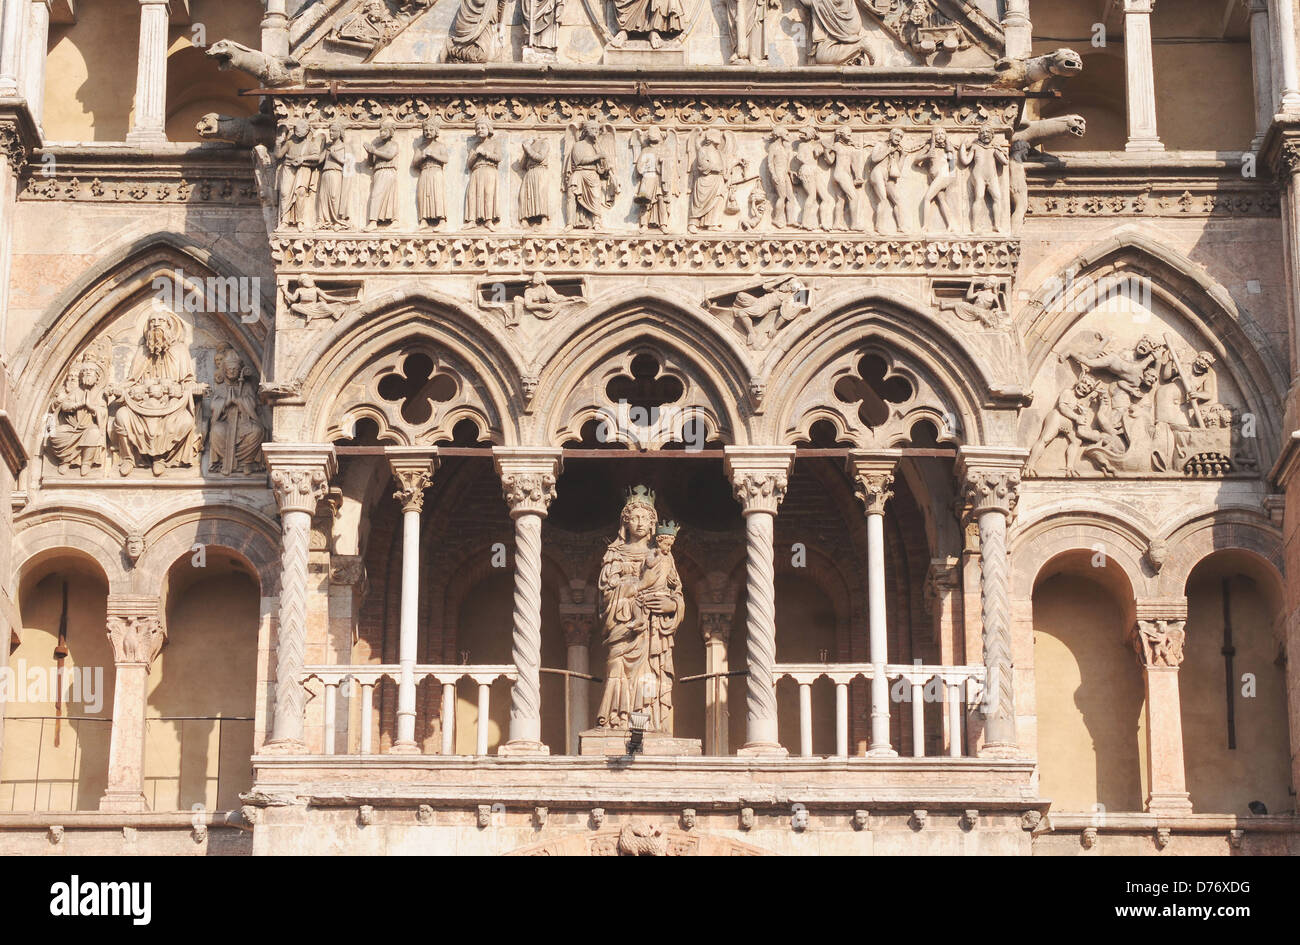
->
707;275;810;347
106;615;167;667
564;118;618;229
47;343;110;476
1133;619;1187;669
962;468;1020;520
208;349;267;476
416;119;450;228
732;469;788;515
501;472;558;516
851;466;895;516
271;466;331;515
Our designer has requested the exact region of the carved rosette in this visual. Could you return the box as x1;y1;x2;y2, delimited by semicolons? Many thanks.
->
501;472;558;518
106;615;167;667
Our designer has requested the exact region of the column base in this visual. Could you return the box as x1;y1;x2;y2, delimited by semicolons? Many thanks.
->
497;739;551;757
866;744;898;758
1125;137;1165;152
978;742;1024;760
389;741;421;755
259;738;309;756
737;742;789;758
99;791;148;813
1147;791;1194;814
125;129;168;147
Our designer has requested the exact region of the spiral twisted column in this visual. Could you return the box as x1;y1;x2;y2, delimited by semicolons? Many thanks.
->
264;444;337;753
848;451;900;757
495;448;563;755
957;447;1026;756
725;446;795;757
389;448;439;752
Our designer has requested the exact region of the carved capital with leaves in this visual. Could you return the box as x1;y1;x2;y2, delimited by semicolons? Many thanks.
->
106;615;167;668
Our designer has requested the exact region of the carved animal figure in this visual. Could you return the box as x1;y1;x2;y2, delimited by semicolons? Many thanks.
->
206;39;302;87
1012;115;1087;149
195;112;276;148
991;48;1083;90
618;822;668;856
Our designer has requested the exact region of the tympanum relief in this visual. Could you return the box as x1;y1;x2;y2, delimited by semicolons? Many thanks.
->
43;313;268;481
1024;312;1254;479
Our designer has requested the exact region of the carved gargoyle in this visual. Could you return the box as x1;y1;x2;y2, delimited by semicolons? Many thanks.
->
196;112;277;149
991;48;1083;91
206;39;303;87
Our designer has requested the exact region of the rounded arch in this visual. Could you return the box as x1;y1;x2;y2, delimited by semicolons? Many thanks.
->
1016;228;1286;458
1012;510;1152;603
134;504;282;598
164;44;258;143
12;233;273;459
1156;509;1283;602
532;294;752;448
762;289;1008;449
13;505;133;596
291;289;525;446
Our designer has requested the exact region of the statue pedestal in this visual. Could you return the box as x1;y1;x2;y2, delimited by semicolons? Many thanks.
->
602;46;686;67
579;728;702;757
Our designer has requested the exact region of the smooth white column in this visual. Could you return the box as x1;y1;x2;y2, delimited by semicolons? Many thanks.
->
1271;0;1300;108
127;0;171;146
323;682;338;756
910;681;925;757
22;1;51;127
834;682;849;757
495;448;562;755
264;445;336;752
701;613;732;756
1123;0;1164;152
946;681;963;757
1001;0;1031;60
476;683;490;755
359;681;375;754
849;452;898;757
1249;0;1275;149
0;0;28;96
563;619;591;755
726;446;796;757
798;683;813;757
440;682;456;755
389;449;437;752
262;0;290;59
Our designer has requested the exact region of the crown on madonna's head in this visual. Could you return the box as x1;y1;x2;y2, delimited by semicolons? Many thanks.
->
656;521;680;537
624;484;656;511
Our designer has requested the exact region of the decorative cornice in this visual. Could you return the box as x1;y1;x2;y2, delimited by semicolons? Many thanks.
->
18;146;260;205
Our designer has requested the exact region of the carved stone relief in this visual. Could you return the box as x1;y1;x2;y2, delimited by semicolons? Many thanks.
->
476;272;586;327
707;274;811;346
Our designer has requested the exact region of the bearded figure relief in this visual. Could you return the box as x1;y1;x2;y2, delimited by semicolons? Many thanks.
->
596;487;684;733
207;348;267;476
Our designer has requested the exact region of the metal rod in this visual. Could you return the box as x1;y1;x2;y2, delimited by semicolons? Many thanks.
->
1222;577;1236;750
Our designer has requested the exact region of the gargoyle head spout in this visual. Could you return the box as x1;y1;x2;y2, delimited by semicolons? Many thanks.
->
1049;48;1084;78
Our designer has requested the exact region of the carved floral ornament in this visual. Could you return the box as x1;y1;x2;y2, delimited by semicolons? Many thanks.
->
106;615;167;667
270;466;331;515
501;471;559;515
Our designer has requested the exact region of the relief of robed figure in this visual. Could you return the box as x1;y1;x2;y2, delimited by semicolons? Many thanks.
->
596;487;684;733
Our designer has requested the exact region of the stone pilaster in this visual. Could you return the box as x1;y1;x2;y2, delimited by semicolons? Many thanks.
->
262;0;290;60
1249;0;1274;149
1122;0;1164;152
957;447;1026;756
388;447;438;752
99;596;165;812
263;444;336;753
0;0;27;97
22;1;51;129
1133;599;1194;814
725;445;795;756
1001;0;1032;60
848;450;901;757
494;447;562;755
126;0;171;146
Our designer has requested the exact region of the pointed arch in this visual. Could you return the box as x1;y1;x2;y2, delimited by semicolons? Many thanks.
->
11;232;273;458
762;288;1010;448
289;288;526;446
1017;228;1286;459
531;294;752;449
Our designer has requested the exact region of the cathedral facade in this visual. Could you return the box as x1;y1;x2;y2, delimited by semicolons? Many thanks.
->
0;0;1297;856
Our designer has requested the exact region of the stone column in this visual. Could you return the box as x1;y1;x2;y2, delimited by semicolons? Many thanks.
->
126;0;170;146
1001;0;1032;60
262;0;290;60
957;448;1026;755
494;447;562;756
388;447;438;752
1249;0;1275;149
21;1;51;127
847;450;901;757
263;444;337;753
561;616;592;754
725;446;795;757
0;0;27;96
1122;0;1164;152
1270;0;1300;109
1133;600;1194;813
99;596;165;812
699;611;732;756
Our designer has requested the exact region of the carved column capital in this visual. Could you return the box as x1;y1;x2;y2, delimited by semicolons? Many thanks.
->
700;610;733;646
562;615;595;649
264;444;337;516
725;446;796;516
1276;139;1300;177
1133;599;1189;669
105;597;165;668
388;447;439;514
494;447;563;518
847;451;900;516
956;448;1027;522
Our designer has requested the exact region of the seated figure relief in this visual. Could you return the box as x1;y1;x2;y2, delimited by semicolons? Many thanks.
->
47;347;110;477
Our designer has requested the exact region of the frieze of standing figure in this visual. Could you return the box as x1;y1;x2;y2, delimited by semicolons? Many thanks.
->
1025;332;1254;479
